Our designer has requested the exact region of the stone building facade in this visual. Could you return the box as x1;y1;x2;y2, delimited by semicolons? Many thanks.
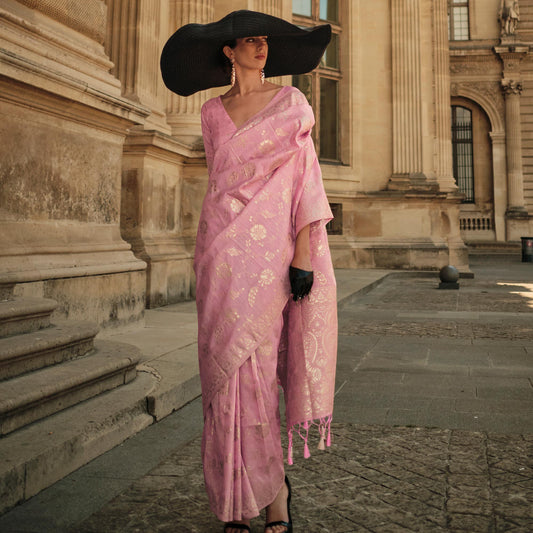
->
450;0;533;245
1;0;532;329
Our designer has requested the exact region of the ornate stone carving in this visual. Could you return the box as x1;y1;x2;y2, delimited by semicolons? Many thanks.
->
450;59;500;76
501;78;523;95
458;81;506;117
499;0;520;37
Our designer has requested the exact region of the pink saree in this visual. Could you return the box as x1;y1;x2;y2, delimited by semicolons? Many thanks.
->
195;86;337;521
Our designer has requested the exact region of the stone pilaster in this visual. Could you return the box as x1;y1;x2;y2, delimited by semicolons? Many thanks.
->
106;0;171;133
166;0;214;142
495;45;529;217
502;79;527;213
432;0;457;193
114;0;212;307
250;0;283;16
388;0;437;192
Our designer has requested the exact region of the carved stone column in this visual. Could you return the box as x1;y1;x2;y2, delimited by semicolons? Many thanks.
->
502;79;527;213
166;0;214;142
388;0;437;191
489;132;508;241
432;0;457;192
106;0;170;132
495;45;529;217
250;0;283;16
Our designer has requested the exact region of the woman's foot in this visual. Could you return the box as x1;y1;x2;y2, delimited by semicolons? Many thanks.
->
224;520;251;533
264;478;291;533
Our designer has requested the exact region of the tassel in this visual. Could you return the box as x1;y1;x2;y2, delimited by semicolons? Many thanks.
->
326;419;332;447
318;436;326;450
304;441;310;459
303;420;310;458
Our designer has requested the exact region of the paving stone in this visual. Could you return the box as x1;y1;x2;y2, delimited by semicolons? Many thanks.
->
3;257;533;532
66;422;533;532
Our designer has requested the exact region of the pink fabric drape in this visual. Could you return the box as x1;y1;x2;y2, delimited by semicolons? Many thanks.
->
195;86;337;520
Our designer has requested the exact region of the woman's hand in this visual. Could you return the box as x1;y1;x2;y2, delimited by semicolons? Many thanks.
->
290;224;313;301
289;266;313;301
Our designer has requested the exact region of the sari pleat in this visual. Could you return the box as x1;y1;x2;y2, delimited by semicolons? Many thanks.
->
202;318;285;521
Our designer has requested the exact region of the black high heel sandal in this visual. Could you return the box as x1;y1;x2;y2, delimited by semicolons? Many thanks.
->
265;475;293;532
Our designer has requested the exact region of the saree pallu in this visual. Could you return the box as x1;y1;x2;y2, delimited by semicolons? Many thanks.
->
195;86;337;521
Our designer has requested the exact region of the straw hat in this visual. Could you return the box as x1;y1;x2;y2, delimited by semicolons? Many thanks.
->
160;9;331;96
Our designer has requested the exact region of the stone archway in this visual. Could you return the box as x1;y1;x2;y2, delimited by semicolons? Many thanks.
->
451;85;507;241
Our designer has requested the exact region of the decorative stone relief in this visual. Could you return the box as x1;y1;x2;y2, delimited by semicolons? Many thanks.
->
499;0;520;37
458;81;506;118
450;59;500;76
501;79;523;95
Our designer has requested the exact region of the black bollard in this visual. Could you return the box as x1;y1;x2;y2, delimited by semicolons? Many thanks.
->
521;237;533;263
438;265;460;290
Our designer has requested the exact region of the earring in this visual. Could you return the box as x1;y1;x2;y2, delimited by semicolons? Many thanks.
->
260;68;265;85
231;60;236;88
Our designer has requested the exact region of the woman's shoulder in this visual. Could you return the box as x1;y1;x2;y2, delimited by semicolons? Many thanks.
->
201;96;220;117
279;85;311;107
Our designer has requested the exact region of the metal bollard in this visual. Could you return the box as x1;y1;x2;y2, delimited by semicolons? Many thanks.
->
521;237;533;263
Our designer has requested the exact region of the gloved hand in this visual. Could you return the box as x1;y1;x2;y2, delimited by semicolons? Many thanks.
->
289;266;313;301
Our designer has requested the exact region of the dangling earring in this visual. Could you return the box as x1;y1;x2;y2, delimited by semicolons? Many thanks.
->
231;59;236;88
260;68;265;85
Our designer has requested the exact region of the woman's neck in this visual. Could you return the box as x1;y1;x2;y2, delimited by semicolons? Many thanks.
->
232;66;264;96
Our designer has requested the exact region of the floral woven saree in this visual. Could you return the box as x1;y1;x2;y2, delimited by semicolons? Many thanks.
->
195;86;337;521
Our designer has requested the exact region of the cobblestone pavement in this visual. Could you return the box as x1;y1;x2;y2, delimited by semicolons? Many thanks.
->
2;256;532;532
74;423;533;533
72;257;533;532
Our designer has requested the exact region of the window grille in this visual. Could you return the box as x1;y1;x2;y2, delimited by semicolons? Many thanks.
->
451;106;475;203
448;0;470;41
293;0;341;162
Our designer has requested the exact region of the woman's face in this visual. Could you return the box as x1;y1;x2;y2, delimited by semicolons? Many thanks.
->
227;36;268;70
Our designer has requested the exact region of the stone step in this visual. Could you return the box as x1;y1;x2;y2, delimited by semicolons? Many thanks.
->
467;242;521;255
0;321;99;381
0;369;156;515
0;340;141;436
0;297;58;338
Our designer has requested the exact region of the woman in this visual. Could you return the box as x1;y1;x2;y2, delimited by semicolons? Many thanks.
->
161;10;338;532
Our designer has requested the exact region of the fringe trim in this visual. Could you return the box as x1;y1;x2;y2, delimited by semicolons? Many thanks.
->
287;415;332;465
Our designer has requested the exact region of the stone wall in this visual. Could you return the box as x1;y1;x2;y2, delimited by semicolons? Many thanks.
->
0;0;148;326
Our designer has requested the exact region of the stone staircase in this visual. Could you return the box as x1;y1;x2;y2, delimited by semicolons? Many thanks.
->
0;286;154;514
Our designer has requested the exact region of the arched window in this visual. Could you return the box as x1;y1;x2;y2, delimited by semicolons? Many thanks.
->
448;0;470;41
451;106;474;203
292;0;341;162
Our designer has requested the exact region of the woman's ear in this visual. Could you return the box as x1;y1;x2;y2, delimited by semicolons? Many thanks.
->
222;45;233;61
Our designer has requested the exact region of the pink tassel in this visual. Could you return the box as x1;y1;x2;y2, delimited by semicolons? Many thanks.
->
326;419;332;447
303;421;310;458
304;441;310;458
318;419;326;450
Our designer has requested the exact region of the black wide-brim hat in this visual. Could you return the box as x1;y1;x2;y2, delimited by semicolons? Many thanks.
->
160;10;331;96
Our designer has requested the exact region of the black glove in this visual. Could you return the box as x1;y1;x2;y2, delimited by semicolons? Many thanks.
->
289;266;313;302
